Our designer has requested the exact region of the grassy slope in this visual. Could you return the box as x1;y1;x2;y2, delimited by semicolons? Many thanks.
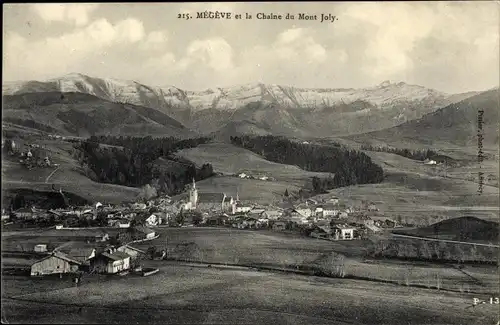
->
3;92;195;138
3;264;496;325
1;137;140;204
174;142;332;202
3;227;498;324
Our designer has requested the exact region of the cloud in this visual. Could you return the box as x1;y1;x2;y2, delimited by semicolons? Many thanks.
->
30;4;99;26
4;18;145;81
179;37;234;71
140;31;169;51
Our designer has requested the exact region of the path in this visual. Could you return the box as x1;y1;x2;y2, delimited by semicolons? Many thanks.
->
45;166;61;183
391;233;499;248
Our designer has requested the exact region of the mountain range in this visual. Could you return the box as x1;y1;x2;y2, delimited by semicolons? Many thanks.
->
2;73;486;139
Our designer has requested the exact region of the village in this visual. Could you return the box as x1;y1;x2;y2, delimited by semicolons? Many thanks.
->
1;172;402;280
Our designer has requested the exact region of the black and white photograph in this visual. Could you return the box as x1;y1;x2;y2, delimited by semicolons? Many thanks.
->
1;2;499;324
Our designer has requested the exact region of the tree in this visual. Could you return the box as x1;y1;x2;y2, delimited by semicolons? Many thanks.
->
146;246;157;260
191;211;203;226
175;212;185;226
284;189;289;197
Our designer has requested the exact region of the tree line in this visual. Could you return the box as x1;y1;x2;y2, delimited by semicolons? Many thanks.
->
360;144;444;162
230;135;384;193
75;135;214;196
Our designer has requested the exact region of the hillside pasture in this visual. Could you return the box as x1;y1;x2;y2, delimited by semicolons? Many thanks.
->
191;176;301;204
175;142;332;185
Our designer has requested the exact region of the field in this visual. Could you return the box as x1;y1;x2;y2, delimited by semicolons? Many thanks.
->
1;137;141;204
175;142;332;184
2;262;498;325
192;176;302;204
130;228;498;295
2;228;498;324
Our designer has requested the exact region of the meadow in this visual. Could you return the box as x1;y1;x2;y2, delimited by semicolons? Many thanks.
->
3;263;497;325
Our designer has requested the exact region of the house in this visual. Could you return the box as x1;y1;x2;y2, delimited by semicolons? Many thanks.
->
338;211;349;219
14;207;34;219
34;244;48;253
54;242;97;265
117;245;145;260
305;198;318;205
89;248;130;274
331;225;356;240
232;203;252;214
132;203;147;210
424;159;437;165
263;210;282;220
296;208;312;218
367;203;378;212
322;205;339;217
117;219;131;228
272;220;287;231
135;213;161;227
30;252;81;276
327;197;339;205
134;226;156;240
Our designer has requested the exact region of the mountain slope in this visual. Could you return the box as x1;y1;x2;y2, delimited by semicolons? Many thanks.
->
348;89;500;148
2;91;194;138
3;74;476;138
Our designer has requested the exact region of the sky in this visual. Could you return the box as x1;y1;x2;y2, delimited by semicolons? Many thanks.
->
3;2;499;93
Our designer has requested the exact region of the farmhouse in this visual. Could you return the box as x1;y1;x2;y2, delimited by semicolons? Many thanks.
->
30;252;81;276
331;225;356;240
54;241;97;265
117;244;145;261
89;248;131;274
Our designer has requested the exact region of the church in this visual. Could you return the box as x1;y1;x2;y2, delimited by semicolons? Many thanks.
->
182;179;234;213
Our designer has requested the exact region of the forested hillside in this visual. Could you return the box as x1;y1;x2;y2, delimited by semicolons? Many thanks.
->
74;136;214;196
230;135;384;192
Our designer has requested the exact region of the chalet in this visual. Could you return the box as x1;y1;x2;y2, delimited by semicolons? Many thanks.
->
117;219;131;228
117;245;145;260
272;220;287;231
34;244;48;253
331;225;356;240
232;203;252;214
30;252;81;276
54;242;97;265
322;204;339;217
89;248;130;274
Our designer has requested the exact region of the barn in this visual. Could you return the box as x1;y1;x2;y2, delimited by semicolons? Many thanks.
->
30;252;81;276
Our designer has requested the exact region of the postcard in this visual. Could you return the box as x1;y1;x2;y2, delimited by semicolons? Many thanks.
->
2;2;499;324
